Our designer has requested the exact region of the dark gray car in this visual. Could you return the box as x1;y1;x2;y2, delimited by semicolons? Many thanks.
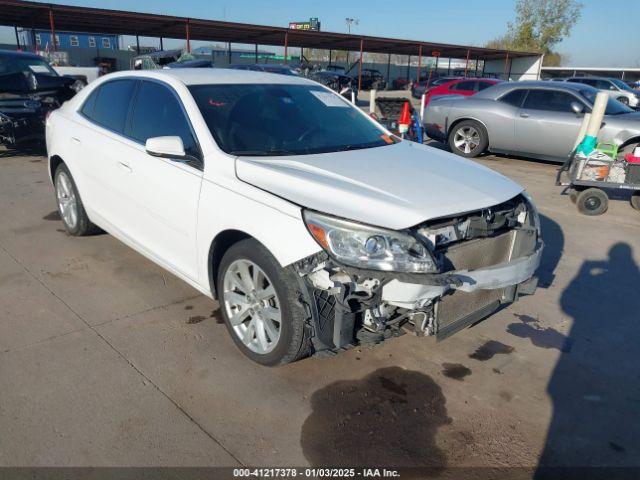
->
424;81;640;162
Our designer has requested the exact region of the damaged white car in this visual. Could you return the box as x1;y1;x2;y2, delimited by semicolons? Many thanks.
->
46;69;543;365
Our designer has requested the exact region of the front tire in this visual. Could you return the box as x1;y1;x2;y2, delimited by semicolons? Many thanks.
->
448;120;488;158
217;238;312;366
54;163;100;236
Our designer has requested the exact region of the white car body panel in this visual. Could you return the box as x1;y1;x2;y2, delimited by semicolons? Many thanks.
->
236;141;523;230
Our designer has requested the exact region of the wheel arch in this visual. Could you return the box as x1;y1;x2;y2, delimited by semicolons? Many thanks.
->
48;155;64;182
207;229;252;300
448;117;490;143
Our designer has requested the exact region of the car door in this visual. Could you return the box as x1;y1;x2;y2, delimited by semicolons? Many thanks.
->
117;79;204;280
74;78;138;228
514;88;587;159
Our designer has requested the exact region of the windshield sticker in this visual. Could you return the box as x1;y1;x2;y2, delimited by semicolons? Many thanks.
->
310;90;349;107
29;65;50;73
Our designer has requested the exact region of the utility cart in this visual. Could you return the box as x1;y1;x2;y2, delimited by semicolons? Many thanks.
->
556;150;640;215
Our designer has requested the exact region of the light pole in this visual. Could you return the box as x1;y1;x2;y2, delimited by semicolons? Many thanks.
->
345;18;358;68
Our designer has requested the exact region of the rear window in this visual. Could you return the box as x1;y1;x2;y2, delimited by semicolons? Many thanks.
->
450;80;476;91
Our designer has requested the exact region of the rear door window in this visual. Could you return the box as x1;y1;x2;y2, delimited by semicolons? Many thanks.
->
86;79;137;133
499;89;527;107
523;89;580;113
477;81;494;91
128;80;199;158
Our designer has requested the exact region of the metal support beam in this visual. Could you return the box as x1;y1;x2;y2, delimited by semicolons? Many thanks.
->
406;55;411;81
135;35;140;55
464;48;470;77
386;53;391;86
228;42;232;64
504;52;510;80
328;49;332;65
416;45;423;82
435;56;439;75
447;57;451;75
474;57;479;76
357;38;364;92
48;7;56;52
255;43;258;63
159;37;163;50
185;19;191;52
283;31;288;64
14;26;20;50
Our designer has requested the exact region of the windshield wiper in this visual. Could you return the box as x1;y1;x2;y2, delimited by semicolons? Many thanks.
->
229;149;297;157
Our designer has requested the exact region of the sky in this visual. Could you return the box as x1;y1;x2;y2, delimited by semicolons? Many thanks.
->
1;0;639;67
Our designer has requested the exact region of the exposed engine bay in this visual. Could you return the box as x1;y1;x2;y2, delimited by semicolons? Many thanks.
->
294;194;542;354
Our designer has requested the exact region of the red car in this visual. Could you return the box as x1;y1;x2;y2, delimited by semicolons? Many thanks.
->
422;78;502;107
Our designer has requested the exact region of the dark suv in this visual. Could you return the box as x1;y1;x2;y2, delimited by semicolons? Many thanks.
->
353;69;386;90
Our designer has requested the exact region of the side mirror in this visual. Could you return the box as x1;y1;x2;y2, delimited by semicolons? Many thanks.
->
145;136;186;160
570;101;584;115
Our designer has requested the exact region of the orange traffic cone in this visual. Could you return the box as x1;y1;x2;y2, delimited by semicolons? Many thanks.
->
398;101;411;135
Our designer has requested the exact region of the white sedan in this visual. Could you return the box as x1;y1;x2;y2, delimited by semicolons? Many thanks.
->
46;69;543;365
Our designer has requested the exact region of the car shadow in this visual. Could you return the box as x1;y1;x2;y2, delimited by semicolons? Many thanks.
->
535;242;640;475
0;144;47;158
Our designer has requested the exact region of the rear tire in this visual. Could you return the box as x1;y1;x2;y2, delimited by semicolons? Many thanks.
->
448;120;488;158
53;163;100;236
576;188;608;216
217;238;312;366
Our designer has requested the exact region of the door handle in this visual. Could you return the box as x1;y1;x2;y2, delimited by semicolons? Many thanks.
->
117;161;132;173
71;137;81;145
519;113;530;118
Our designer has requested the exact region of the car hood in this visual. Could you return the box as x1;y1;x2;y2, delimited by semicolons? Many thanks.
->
235;142;523;230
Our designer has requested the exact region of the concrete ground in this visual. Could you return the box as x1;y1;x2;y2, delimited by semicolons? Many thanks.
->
1;145;639;472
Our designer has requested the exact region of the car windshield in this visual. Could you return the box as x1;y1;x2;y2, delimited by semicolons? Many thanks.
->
0;55;58;77
579;88;634;115
189;83;396;156
610;78;634;92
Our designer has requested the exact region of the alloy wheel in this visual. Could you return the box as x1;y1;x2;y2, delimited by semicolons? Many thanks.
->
222;259;281;354
56;171;78;229
453;126;480;154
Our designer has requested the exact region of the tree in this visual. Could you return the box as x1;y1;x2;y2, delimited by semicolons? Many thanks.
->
486;0;582;65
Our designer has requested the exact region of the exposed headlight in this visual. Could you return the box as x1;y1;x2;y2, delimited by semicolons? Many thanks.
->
303;210;438;273
521;191;541;235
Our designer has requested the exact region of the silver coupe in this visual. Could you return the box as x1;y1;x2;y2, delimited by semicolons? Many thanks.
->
423;81;640;162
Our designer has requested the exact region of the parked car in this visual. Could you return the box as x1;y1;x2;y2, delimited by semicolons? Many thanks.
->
565;77;640;108
46;69;542;365
309;70;357;99
420;78;502;106
0;49;83;148
424;81;640;161
229;63;299;76
353;68;386;90
411;76;460;98
324;65;347;74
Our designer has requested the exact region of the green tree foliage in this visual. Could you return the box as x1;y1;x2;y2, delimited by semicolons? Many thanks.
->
486;0;582;65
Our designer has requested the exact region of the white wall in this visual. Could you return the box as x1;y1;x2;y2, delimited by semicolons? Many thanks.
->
483;55;543;81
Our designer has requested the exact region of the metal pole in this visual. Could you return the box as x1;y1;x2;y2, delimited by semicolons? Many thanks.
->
283;31;288;64
301;46;304;63
507;55;513;80
14;26;20;50
159;37;163;50
464;49;470;77
228;42;232;64
447;57;451;75
435;56;439;75
386;53;391;86
136;35;140;55
474;58;479;76
417;45;422;82
357;38;364;91
185;19;191;53
255;44;258;63
481;60;486;77
406;55;411;81
504;52;510;81
48;7;56;52
328;49;332;65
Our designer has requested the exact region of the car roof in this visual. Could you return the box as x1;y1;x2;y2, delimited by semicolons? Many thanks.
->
475;80;596;99
0;49;43;60
100;67;313;86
